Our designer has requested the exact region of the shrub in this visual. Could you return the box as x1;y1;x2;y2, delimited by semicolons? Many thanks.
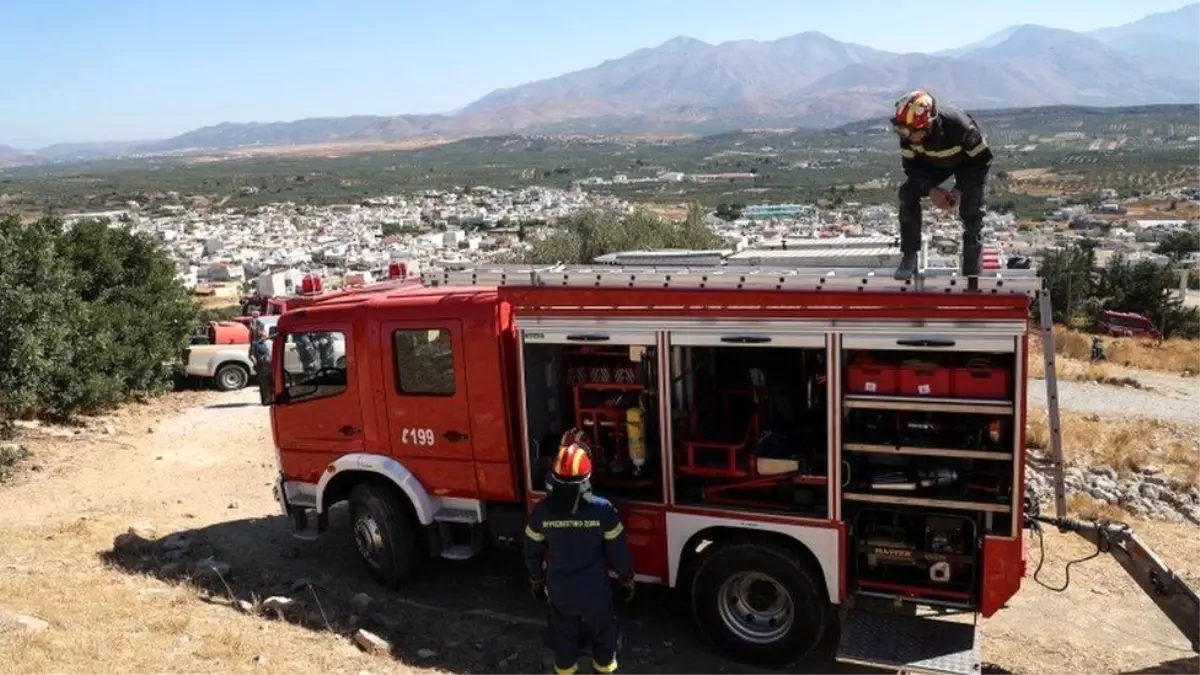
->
0;214;198;421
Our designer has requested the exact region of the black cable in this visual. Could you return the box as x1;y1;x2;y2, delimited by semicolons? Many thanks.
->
1028;518;1110;593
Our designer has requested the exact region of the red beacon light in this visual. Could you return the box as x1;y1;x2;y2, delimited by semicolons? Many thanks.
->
387;262;408;279
299;274;324;296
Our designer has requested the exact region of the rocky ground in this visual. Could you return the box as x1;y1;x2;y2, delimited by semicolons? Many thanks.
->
1026;371;1200;524
0;378;1196;674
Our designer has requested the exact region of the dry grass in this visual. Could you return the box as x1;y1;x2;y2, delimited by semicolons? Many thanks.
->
1027;407;1200;486
0;393;438;675
1027;350;1145;387
0;487;431;675
1066;493;1137;521
1029;325;1200;382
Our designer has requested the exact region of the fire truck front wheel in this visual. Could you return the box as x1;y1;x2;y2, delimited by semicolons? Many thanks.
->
348;481;420;587
690;539;829;668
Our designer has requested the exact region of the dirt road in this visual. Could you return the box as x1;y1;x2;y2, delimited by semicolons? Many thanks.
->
1;388;1197;674
1028;372;1199;424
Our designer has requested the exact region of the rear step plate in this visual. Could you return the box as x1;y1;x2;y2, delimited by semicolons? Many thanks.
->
836;608;981;675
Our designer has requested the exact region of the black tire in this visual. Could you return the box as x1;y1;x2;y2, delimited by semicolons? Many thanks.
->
348;480;420;587
213;363;249;391
690;539;830;668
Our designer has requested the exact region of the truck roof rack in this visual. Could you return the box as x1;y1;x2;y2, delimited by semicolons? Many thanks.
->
420;264;1044;295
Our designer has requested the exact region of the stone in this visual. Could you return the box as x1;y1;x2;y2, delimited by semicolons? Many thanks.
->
112;532;143;553
262;596;298;619
162;534;190;552
349;592;374;614
354;629;390;655
236;599;255;614
0;610;49;633
194;558;231;579
1089;466;1117;480
417;648;437;659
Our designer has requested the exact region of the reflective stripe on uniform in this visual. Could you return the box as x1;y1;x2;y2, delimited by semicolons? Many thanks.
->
604;523;624;540
525;525;545;542
555;664;578;675
593;658;618;673
911;144;962;158
966;140;989;157
900;148;915;158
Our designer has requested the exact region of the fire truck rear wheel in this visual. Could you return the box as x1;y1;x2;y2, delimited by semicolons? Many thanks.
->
348;481;420;587
690;539;829;668
214;363;249;391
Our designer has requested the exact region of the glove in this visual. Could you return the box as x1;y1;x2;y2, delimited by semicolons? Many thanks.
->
530;577;547;603
930;188;955;211
618;576;635;603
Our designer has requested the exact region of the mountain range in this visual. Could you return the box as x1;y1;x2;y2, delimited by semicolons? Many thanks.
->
4;3;1198;163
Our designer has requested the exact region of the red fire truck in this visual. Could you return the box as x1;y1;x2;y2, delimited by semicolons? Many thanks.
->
262;262;1197;671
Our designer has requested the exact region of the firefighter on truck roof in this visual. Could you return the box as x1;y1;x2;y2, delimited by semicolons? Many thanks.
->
524;439;635;674
890;89;994;281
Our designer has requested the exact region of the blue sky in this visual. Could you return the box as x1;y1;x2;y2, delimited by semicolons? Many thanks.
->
1;0;1191;148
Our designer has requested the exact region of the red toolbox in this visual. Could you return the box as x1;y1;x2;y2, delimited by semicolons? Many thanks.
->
846;356;897;395
898;360;952;397
952;358;1011;399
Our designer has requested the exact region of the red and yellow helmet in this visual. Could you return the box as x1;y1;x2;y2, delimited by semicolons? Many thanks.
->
552;442;593;481
893;90;937;133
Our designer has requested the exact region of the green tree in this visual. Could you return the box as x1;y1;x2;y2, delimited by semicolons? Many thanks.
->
1036;239;1098;326
515;207;722;264
1153;227;1200;263
0;214;198;422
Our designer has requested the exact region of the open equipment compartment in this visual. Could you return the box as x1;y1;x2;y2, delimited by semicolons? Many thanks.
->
838;332;1021;607
669;327;829;516
519;324;664;503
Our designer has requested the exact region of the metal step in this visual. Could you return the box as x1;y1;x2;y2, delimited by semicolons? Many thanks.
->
836;607;981;675
439;544;475;561
433;507;481;524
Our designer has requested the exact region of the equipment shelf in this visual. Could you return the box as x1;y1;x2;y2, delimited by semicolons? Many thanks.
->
843;394;1014;416
842;492;1013;514
843;443;1011;461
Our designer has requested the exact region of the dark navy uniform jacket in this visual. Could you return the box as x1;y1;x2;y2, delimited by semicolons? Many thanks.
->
900;105;994;192
524;493;634;614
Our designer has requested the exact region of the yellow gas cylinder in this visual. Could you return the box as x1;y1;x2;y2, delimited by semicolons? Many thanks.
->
626;407;646;474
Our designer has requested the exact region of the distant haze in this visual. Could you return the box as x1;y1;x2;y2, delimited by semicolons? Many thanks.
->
0;1;1195;160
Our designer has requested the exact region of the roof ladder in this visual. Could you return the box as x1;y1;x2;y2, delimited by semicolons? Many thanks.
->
420;264;1044;295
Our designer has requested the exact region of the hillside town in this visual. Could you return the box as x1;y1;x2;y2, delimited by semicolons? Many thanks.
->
63;182;1200;303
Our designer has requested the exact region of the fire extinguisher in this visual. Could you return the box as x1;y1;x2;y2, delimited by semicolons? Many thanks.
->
626;407;646;475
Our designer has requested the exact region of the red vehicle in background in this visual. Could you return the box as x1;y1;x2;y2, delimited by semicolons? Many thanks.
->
1095;310;1162;340
260;261;1047;672
245;262;417;316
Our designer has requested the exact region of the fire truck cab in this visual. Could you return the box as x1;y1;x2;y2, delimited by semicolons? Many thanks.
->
265;261;1039;671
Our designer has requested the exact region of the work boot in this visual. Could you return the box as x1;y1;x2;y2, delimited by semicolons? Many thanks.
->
893;253;919;281
960;244;982;277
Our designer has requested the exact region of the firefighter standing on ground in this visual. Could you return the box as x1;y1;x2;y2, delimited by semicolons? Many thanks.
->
525;441;635;674
890;89;994;280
